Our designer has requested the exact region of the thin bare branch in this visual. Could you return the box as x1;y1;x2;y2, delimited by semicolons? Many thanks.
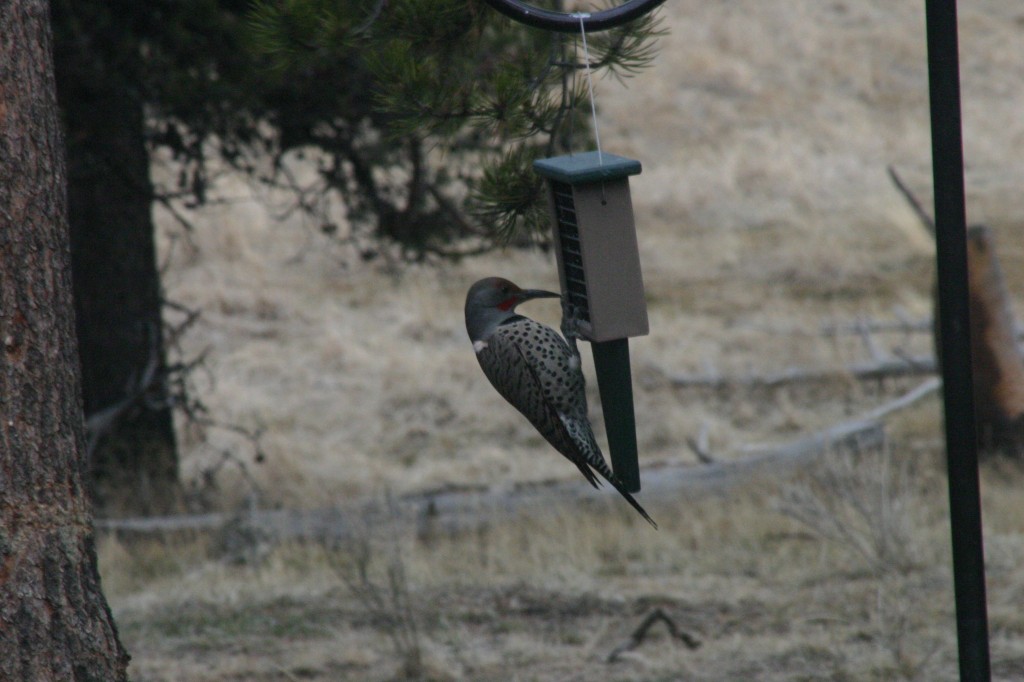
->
685;421;715;464
887;165;935;236
84;322;164;456
665;354;935;389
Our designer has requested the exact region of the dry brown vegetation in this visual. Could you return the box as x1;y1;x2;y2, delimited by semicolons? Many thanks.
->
99;1;1024;679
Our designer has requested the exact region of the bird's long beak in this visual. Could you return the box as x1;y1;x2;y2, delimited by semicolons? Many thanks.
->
517;288;561;302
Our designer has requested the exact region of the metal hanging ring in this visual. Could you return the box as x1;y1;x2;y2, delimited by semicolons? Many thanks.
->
479;0;666;33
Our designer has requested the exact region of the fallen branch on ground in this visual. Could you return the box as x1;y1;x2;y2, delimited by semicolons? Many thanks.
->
665;354;935;389
96;379;942;541
607;608;701;663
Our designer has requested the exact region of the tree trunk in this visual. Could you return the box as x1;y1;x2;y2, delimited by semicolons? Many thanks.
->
889;168;1024;457
0;2;130;678
52;1;181;516
964;226;1024;455
935;225;1024;457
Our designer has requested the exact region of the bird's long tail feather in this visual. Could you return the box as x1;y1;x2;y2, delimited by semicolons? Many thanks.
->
609;477;658;529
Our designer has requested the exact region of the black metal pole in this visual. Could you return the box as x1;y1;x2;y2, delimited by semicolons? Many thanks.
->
592;339;641;492
924;1;991;679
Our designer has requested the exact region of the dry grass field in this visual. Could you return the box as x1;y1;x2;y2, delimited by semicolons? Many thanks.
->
98;2;1024;679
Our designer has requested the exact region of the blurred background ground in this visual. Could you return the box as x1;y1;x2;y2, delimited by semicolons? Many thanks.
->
101;2;1024;679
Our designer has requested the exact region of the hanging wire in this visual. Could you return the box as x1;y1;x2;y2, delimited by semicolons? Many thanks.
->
574;13;604;165
568;31;578;155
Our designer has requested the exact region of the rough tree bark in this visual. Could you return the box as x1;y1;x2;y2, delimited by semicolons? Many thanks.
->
0;2;130;679
52;0;181;516
962;226;1024;455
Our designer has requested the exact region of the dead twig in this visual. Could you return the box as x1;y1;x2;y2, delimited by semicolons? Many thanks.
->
685;421;715;464
607;608;701;663
859;376;941;422
887;165;935;236
855;316;885;362
84;321;163;457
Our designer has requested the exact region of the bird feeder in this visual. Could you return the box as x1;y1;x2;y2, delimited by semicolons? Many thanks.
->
534;150;649;491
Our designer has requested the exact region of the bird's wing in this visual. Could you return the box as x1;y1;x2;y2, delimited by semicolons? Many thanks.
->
477;324;602;489
477;322;657;528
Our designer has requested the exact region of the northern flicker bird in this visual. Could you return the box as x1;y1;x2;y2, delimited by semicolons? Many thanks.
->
464;277;657;528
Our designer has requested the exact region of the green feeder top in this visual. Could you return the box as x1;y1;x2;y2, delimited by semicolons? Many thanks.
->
533;151;641;185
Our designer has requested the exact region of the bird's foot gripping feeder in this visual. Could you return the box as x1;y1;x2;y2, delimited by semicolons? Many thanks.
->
534;151;649;492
